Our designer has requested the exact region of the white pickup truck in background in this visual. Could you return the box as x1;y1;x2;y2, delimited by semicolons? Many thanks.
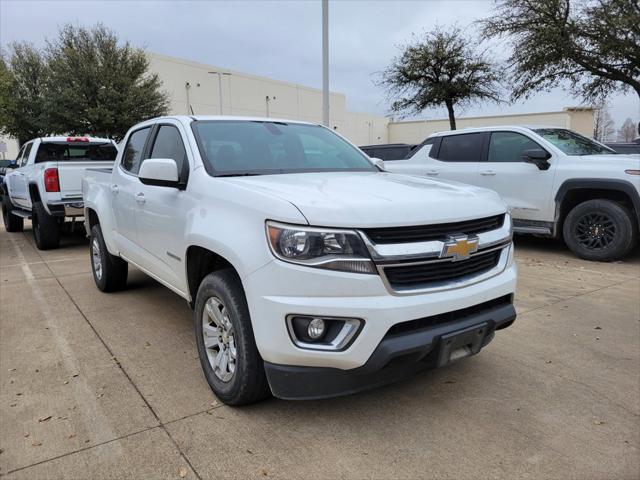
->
1;136;118;249
83;115;517;405
384;126;640;261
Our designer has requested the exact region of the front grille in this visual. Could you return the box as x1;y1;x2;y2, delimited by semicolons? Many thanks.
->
385;294;512;337
383;249;501;288
363;214;505;244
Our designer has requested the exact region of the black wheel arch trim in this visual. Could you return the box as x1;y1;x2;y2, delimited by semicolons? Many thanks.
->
555;179;640;229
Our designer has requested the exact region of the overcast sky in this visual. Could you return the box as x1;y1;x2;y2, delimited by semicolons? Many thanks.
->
1;0;638;130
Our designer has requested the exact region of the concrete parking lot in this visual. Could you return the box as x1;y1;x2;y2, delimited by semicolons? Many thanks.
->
0;224;638;480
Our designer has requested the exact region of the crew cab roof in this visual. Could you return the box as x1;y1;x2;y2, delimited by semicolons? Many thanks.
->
427;125;563;137
146;115;319;126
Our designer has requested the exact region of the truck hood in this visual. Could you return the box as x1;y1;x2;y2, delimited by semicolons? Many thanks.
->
225;172;506;228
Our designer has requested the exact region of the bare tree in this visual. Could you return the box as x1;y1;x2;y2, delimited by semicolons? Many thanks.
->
592;100;615;142
379;26;502;130
617;118;637;142
481;0;640;102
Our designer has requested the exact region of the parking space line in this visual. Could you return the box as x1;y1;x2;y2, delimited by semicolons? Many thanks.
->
516;277;636;316
7;235;122;447
1;257;86;268
8;232;203;480
2;426;163;477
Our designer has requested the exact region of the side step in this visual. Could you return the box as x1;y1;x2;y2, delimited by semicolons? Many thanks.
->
513;226;552;235
513;219;553;236
10;209;32;219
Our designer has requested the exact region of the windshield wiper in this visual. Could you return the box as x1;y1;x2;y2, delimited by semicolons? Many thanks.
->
215;173;263;177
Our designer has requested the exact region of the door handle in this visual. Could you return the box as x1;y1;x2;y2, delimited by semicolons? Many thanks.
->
135;193;146;204
480;170;496;176
426;170;439;176
110;184;119;193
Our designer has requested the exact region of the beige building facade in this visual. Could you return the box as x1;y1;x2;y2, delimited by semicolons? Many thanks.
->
388;107;595;145
0;52;594;159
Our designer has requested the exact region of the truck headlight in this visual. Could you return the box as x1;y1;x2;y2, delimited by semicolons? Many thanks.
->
266;221;376;274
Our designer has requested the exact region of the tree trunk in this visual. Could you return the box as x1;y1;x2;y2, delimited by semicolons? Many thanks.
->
445;100;456;130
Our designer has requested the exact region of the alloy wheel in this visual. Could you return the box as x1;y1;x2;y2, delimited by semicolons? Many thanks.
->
574;212;616;251
92;238;103;281
202;296;237;382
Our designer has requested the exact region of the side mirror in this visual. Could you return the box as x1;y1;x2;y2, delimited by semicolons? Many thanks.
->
7;161;18;169
522;149;551;170
372;157;386;171
138;158;181;188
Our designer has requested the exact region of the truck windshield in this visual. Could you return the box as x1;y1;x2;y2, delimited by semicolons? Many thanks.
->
35;142;118;163
533;128;616;156
191;120;377;176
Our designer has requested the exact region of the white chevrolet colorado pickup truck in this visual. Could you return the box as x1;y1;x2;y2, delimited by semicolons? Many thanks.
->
82;116;517;405
385;126;640;261
2;136;118;249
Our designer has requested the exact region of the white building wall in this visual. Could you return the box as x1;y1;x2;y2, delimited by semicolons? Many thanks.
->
0;135;20;160
0;52;595;156
149;53;347;127
387;108;594;144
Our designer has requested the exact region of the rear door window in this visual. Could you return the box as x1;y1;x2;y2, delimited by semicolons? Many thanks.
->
437;133;484;162
121;128;151;174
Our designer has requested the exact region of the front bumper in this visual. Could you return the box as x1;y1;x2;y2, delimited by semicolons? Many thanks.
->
265;297;516;400
244;245;517;370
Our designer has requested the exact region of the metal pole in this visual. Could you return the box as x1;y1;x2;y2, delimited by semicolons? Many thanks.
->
208;71;231;115
322;0;329;127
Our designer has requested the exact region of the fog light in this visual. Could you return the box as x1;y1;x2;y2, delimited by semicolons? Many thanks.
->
307;318;326;340
287;315;363;351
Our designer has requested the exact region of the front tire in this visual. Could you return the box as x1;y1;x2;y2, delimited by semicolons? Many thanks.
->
90;224;128;292
563;199;637;261
194;270;270;406
32;202;60;250
2;195;24;232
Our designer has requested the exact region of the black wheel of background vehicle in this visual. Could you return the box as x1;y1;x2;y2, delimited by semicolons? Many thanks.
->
32;202;60;250
563;199;637;261
194;269;270;406
2;195;24;232
90;224;128;292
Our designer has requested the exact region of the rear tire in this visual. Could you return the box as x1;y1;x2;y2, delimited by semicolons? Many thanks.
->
90;224;128;292
32;202;60;250
563;199;636;261
2;194;24;232
194;270;270;406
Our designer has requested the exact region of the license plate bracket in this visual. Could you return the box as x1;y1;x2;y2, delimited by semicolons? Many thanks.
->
437;323;488;367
